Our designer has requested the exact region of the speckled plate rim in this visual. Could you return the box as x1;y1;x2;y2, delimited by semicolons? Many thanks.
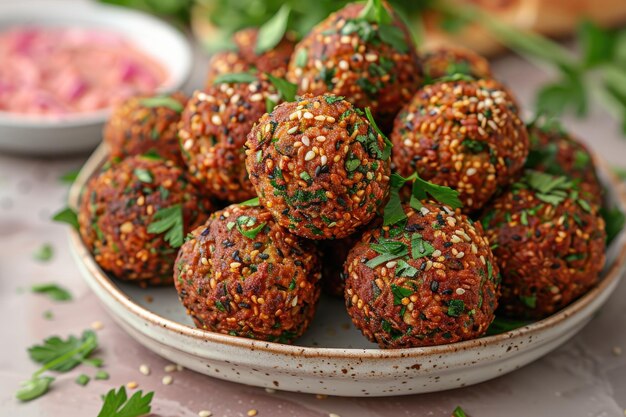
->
68;144;626;360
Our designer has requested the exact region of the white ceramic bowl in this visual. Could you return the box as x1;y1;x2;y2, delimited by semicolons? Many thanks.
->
0;1;192;155
68;145;626;397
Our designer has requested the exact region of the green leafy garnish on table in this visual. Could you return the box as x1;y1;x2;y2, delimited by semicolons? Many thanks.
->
52;206;79;230
95;370;110;380
59;169;80;185
75;374;90;386
147;204;184;248
33;243;54;262
16;376;55;402
97;386;154;417
452;406;468;417
213;72;257;85
31;283;72;301
138;96;183;113
255;4;290;54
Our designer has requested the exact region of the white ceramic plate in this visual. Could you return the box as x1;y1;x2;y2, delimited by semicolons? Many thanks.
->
0;1;192;156
68;145;626;397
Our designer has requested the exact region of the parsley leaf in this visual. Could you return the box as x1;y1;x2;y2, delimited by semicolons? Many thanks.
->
486;316;533;336
256;4;290;54
213;72;257;85
59;169;79;184
395;259;418;278
33;244;54;262
138;96;183;113
364;107;392;160
383;186;405;226
52;206;79;230
31;283;72;301
411;233;435;259
133;168;153;184
147;204;184;248
410;174;463;210
240;197;260;206
28;330;97;372
359;0;392;25
295;48;308;68
378;24;408;53
97;386;154;417
519;294;537;309
16;376;54;402
365;239;408;268
452;406;468;417
523;171;574;206
265;73;297;102
447;299;465;317
237;222;267;239
391;284;413;305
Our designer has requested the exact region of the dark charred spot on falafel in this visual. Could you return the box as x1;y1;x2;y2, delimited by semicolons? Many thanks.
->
245;93;391;240
174;204;321;342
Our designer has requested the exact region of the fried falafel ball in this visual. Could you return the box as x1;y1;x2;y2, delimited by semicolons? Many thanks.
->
205;28;296;86
319;232;363;297
245;94;391;240
78;156;213;285
179;77;281;203
526;124;603;207
174;204;321;343
422;47;493;81
345;202;500;348
480;171;606;319
103;92;187;165
391;78;529;212
287;3;421;130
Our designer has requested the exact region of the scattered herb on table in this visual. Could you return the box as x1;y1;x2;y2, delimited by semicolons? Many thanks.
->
75;374;90;386
59;169;80;185
31;283;72;302
33;243;54;262
452;406;468;417
95;370;110;380
52;206;79;229
97;386;154;417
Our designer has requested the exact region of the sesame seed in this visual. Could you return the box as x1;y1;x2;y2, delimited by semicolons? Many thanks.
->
287;126;298;134
139;364;150;376
164;364;177;372
386;261;397;268
456;251;465;259
329;413;341;417
338;60;349;70
314;115;326;121
305;151;316;161
247;409;258;416
211;115;222;125
265;388;276;394
303;112;314;119
613;346;623;356
162;375;173;385
127;381;138;389
365;53;378;62
316;135;326;142
451;235;462;243
466;168;477;176
320;155;328;165
230;262;242;269
301;136;310;146
456;288;466;295
198;411;212;417
291;296;298;307
91;321;104;330
432;250;442;257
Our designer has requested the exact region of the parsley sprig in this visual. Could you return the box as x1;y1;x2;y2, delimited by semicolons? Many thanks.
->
383;172;462;227
255;4;291;54
31;283;72;301
147;204;184;248
357;0;408;52
138;96;183;113
97;386;154;417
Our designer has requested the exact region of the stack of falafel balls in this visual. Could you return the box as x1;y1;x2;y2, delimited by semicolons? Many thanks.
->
78;0;608;349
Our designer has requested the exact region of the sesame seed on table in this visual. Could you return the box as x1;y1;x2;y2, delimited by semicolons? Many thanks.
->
1;25;626;417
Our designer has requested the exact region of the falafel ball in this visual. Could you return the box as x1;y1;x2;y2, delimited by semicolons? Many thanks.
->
103;92;187;165
480;171;606;319
526;124;603;207
179;77;281;202
245;94;391;240
319;232;363;297
422;47;493;81
205;28;296;86
174;204;321;343
345;202;500;348
287;3;421;130
391;78;529;212
78;155;213;285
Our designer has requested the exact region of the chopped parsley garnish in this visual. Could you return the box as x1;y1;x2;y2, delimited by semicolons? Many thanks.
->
411;233;435;259
255;4;290;54
240;197;260;207
486;316;533;336
519;294;537;309
233;214;267;239
52;206;79;230
59;169;79;184
213;72;257;85
324;95;345;104
31;283;72;301
147;204;184;248
391;284;412;305
358;0;391;25
265;73;297;102
295;48;308;68
523;171;573;206
75;374;90;386
95;370;110;380
362;107;392;160
97;386;154;417
452;406;468;417
16;376;54;402
133;168;153;184
395;259;418;277
462;139;488;154
377;24;408;53
447;299;465;317
138;96;183;113
33;243;54;262
365;239;408;268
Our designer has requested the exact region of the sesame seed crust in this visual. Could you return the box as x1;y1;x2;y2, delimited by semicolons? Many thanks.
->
390;78;529;212
527;125;603;207
287;3;422;130
174;204;321;343
179;78;279;202
205;28;295;87
78;156;213;285
421;47;493;81
103;92;187;165
345;202;500;348
481;186;606;319
245;94;391;240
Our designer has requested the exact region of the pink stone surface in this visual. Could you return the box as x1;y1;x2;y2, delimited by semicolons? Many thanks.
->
1;29;626;417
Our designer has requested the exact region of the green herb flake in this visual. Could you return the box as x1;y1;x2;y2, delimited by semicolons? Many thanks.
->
138;96;183;113
28;330;97;372
59;169;79;184
52;207;79;230
133;168;153;184
486;316;533;336
378;24;408;53
601;205;625;244
31;283;72;302
213;72;257;85
324;95;345;104
215;300;227;312
520;294;537;309
411;173;463;210
147;204;184;248
97;386;154;417
33;243;54;262
240;197;260;207
452;406;468;417
265;73;297;102
391;284;413;305
16;376;54;402
237;221;267;240
395;259;418;278
95;370;110;381
358;0;392;25
295;48;308;68
255;4;290;54
75;374;90;386
411;233;435;259
447;299;465;317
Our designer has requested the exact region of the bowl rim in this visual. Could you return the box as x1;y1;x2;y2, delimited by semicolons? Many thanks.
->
68;144;626;360
0;0;192;127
